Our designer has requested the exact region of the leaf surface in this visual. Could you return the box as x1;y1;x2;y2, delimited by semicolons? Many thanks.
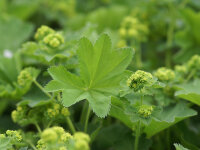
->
45;34;133;117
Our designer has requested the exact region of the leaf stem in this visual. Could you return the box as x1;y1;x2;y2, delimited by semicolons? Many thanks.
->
66;117;76;134
84;104;91;133
80;101;88;125
134;121;141;150
186;70;196;82
34;122;42;134
25;140;37;150
33;79;52;98
140;90;143;105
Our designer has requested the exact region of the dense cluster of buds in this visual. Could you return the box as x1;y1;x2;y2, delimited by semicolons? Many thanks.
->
127;70;153;92
11;105;27;123
37;127;90;150
34;25;64;49
43;33;64;48
34;25;55;41
17;69;32;86
187;55;200;72
46;103;70;118
117;16;148;47
154;67;175;82
138;105;154;118
175;65;187;74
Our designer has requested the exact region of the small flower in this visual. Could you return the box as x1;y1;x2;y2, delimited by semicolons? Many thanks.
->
43;33;64;48
154;67;175;82
127;70;153;92
74;133;90;150
74;132;90;143
6;130;22;141
127;29;138;37
0;134;6;138
75;140;90;150
47;103;60;118
41;128;58;143
119;16;148;40
37;139;46;150
59;146;67;150
61;107;70;117
119;28;126;38
138;105;154;118
175;65;187;74
61;133;73;142
11;106;27;123
17;69;32;86
117;39;127;48
34;25;55;41
187;55;200;71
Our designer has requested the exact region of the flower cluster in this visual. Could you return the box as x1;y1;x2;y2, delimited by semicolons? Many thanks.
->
138;105;154;118
187;55;200;72
6;130;22;142
118;16;148;47
34;25;64;49
46;103;70;118
43;33;64;48
34;25;55;41
37;127;90;150
154;67;175;82
11;105;27;124
37;126;72;150
17;69;32;86
127;70;153;92
74;132;90;150
0;130;22;149
175;65;187;74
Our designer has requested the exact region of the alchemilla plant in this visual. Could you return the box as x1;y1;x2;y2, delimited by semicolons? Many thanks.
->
0;1;200;150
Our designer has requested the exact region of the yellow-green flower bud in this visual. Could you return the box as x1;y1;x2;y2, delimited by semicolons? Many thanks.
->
127;70;153;92
61;107;70;117
36;139;46;150
52;126;65;137
187;55;200;71
61;132;73;142
138;105;154;118
41;128;58;143
34;25;55;41
74;132;90;143
175;65;187;74
154;67;175;82
17;70;32;86
11;106;26;123
119;28;127;38
47;103;60;118
6;130;22;141
75;140;90;150
117;39;127;48
127;29;138;37
43;33;64;48
0;134;6;138
47;108;57;118
59;146;67;150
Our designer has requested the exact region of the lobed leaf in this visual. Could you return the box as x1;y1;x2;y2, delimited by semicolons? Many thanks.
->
45;34;134;117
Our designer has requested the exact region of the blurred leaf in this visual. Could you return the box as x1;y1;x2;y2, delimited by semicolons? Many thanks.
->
0;15;34;53
175;79;200;106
